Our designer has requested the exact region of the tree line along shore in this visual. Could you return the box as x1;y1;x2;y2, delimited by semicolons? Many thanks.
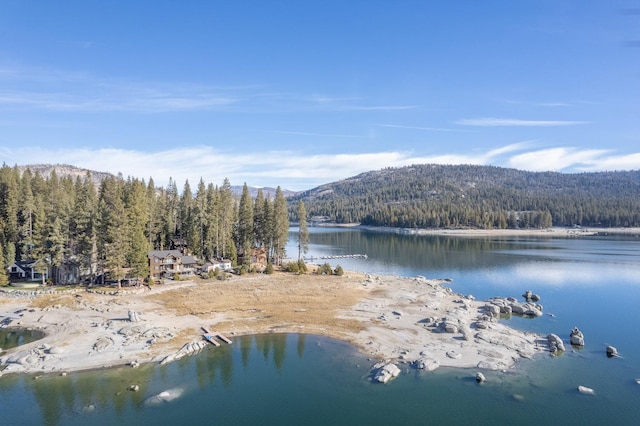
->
0;164;292;286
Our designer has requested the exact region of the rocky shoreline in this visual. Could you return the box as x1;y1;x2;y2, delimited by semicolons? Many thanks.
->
0;273;551;379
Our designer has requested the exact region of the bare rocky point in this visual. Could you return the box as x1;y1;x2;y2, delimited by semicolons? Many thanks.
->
0;272;548;378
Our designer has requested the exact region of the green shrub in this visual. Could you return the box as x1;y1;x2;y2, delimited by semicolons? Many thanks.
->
316;263;332;275
265;262;274;274
285;261;300;273
297;259;307;273
334;265;344;276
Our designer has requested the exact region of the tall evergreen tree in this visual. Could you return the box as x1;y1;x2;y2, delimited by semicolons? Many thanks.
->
71;174;98;282
125;178;150;279
218;178;235;261
0;242;8;285
297;201;309;261
204;183;219;260
97;176;127;286
179;179;197;252
194;178;208;258
272;186;289;266
237;183;254;265
253;189;266;248
0;164;19;265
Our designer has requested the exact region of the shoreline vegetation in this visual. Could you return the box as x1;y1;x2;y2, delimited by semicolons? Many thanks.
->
1;226;638;378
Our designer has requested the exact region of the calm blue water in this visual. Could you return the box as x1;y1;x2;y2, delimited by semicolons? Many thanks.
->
2;228;640;425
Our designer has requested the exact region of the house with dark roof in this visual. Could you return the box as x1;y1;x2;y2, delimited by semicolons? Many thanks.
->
7;260;48;283
148;250;185;279
148;250;207;279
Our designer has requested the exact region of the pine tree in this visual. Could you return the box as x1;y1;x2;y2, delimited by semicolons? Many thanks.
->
272;186;289;266
194;178;208;258
218;178;235;261
97;176;127;286
125;178;150;279
179;179;196;251
204;183;219;260
253;189;266;248
71;174;98;282
297;201;309;261
0;242;8;285
237;183;254;266
0;164;19;265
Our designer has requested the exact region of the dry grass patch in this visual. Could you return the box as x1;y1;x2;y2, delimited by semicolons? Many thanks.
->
148;271;369;338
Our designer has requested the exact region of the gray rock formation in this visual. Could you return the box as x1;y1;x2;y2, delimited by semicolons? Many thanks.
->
547;333;566;353
373;363;401;384
415;357;440;371
606;345;618;358
569;327;585;347
487;297;542;317
476;372;486;383
578;385;595;395
159;340;207;365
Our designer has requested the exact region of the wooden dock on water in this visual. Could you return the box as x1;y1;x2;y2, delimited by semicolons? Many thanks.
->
201;326;232;345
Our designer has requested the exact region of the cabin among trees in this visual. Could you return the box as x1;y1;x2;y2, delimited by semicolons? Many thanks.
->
7;260;48;283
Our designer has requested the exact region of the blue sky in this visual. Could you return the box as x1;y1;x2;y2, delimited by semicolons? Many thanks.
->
1;1;639;191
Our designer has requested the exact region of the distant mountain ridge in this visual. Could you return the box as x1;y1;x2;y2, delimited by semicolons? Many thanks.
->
289;164;640;228
16;164;114;188
15;164;298;198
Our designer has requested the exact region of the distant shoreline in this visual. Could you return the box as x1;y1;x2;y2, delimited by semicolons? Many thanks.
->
314;223;640;237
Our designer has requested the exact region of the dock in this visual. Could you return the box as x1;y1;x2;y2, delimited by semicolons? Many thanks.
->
201;326;232;345
217;333;232;344
203;334;220;346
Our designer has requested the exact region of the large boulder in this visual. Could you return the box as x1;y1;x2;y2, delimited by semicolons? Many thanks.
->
578;385;595;395
522;290;540;302
373;363;401;384
606;345;618;358
570;327;585;347
547;333;566;353
415;357;440;371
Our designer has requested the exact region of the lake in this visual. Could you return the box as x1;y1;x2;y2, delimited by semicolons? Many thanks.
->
2;227;640;425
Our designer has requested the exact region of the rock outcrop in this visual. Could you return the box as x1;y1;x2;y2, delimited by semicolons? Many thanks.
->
373;363;401;384
415;357;440;371
569;327;585;347
606;345;618;358
578;385;595;395
547;333;566;354
487;297;543;317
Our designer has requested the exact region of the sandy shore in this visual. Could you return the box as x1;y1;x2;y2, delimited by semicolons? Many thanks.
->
0;272;547;376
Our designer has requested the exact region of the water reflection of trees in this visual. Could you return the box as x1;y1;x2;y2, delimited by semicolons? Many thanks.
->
10;334;307;425
310;229;560;271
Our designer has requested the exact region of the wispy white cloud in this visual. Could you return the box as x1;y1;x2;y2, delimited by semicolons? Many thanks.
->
270;130;361;138
0;88;238;113
377;124;471;132
456;117;589;127
507;147;610;171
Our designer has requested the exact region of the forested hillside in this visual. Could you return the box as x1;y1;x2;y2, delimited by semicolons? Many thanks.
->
288;164;640;229
0;164;289;284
